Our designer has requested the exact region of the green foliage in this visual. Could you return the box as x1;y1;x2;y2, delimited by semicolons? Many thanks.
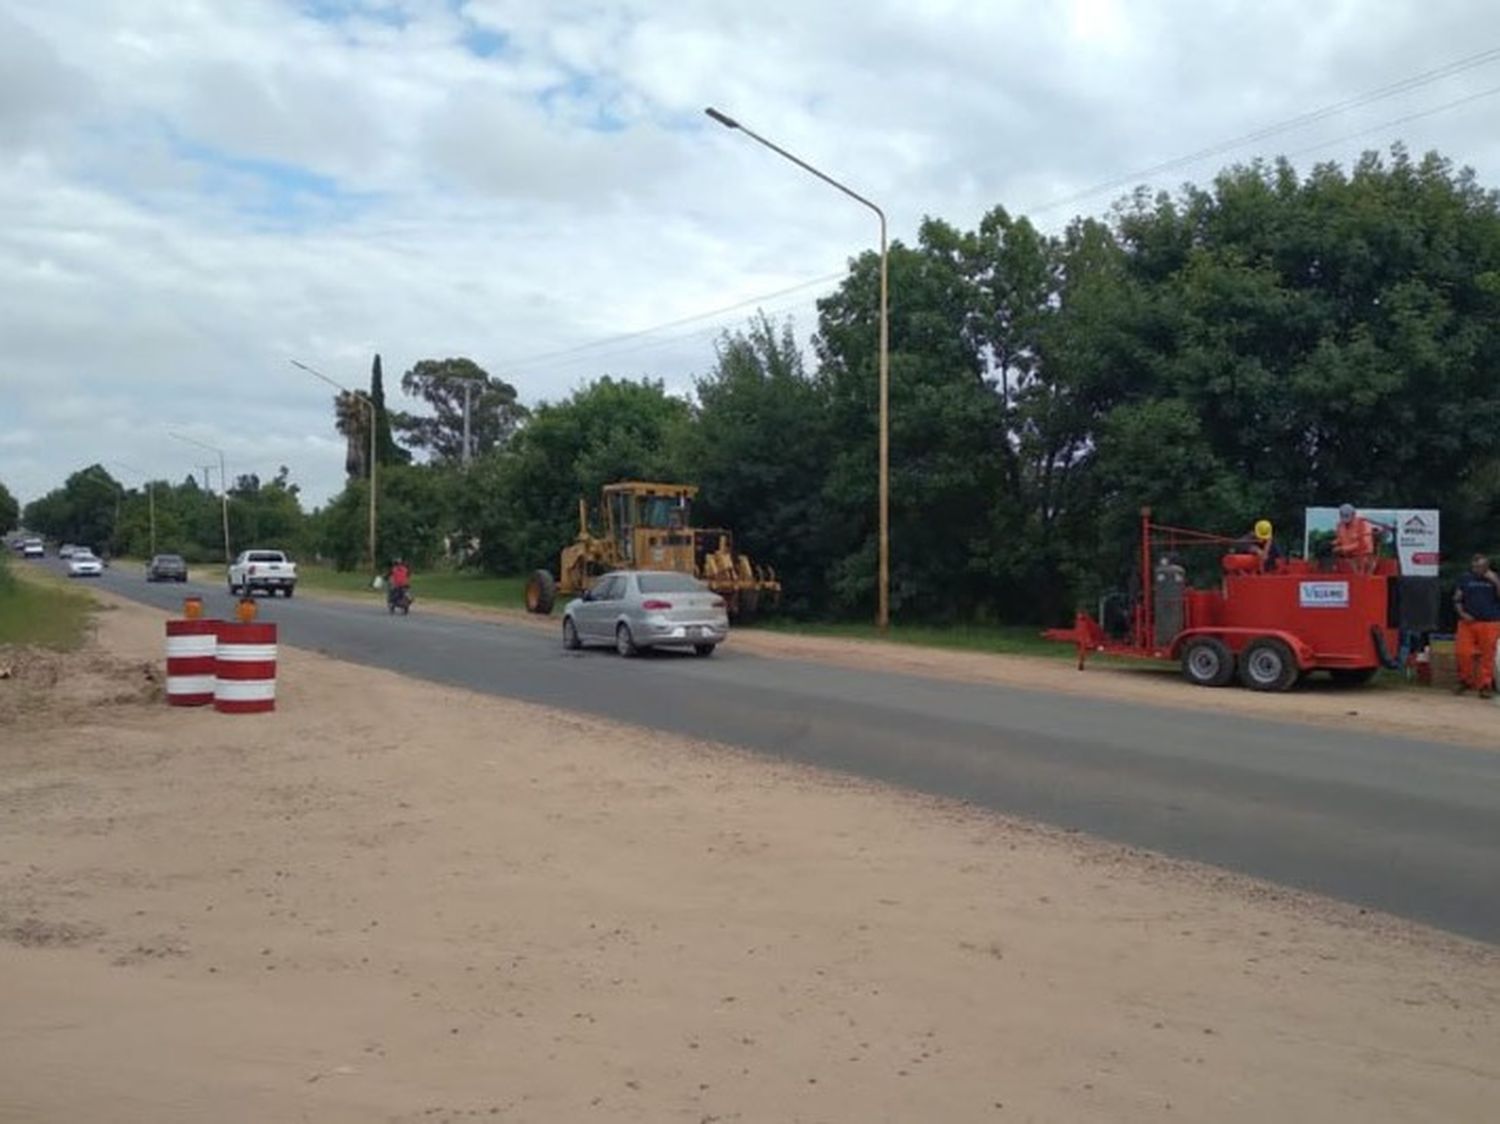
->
370;354;412;468
461;378;690;574
394;357;528;462
309;463;459;571
22;465;121;554
0;480;17;534
21;146;1500;629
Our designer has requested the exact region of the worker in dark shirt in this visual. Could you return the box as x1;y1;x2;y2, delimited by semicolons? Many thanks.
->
1453;552;1500;698
1246;519;1284;572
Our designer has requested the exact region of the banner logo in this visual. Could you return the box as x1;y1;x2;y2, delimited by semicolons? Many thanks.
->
1299;581;1350;608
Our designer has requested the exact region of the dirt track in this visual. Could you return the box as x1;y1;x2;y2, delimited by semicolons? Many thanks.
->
2;594;1498;1122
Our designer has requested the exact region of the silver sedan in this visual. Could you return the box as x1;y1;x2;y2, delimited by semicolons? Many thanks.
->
562;570;729;657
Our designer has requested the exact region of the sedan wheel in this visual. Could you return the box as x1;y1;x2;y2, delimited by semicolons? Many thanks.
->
563;617;582;651
615;623;639;658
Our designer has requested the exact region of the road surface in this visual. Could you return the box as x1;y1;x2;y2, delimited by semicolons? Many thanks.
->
32;559;1500;943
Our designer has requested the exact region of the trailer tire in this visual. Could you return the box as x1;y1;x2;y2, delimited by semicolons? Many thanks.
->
1240;638;1299;692
1181;637;1235;687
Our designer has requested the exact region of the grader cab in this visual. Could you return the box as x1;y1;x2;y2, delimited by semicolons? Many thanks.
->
524;482;781;619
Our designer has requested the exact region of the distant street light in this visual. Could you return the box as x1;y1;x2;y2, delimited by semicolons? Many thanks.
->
704;106;891;632
169;432;232;565
292;359;378;573
110;461;157;557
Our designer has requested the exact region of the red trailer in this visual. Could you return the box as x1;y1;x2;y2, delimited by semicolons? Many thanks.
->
1045;509;1416;691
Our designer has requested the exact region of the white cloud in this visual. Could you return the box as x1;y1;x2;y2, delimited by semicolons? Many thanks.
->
1;0;1497;509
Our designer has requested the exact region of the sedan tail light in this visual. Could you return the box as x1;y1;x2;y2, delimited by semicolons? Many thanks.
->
640;599;673;611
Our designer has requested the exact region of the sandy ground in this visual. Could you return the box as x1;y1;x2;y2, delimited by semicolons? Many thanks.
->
1;594;1497;1123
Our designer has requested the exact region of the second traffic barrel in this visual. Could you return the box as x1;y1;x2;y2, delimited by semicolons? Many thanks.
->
165;618;218;707
213;621;278;714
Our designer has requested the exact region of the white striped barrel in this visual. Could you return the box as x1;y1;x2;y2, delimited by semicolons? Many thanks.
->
214;622;278;714
165;619;219;707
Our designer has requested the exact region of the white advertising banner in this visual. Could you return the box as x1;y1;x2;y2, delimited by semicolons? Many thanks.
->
1303;508;1440;577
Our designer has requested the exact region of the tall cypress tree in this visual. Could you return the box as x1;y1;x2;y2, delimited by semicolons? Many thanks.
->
370;353;410;467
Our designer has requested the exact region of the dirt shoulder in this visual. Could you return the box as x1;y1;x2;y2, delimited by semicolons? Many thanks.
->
1;592;1496;1123
297;584;1500;750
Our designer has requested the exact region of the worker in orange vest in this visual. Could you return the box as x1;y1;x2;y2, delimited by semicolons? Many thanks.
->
1454;552;1500;699
1332;504;1377;574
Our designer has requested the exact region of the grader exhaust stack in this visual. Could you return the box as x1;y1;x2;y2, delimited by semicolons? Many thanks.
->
524;481;781;619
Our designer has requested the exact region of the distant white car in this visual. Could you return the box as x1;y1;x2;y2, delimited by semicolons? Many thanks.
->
22;539;44;559
58;543;77;559
68;550;104;578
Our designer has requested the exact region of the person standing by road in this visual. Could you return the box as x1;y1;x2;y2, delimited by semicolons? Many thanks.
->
1454;553;1500;699
1332;504;1377;574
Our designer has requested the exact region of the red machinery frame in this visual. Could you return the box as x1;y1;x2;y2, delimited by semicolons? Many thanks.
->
1044;508;1400;690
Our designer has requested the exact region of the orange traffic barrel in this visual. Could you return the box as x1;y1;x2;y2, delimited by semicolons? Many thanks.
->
165;618;219;707
213;621;278;714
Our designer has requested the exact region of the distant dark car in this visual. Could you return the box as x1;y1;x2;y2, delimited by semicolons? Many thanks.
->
146;554;189;582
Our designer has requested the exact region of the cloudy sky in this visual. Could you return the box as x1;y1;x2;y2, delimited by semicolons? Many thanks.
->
3;0;1497;507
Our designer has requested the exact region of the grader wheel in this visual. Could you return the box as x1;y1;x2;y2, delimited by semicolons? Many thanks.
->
738;587;761;619
525;569;557;615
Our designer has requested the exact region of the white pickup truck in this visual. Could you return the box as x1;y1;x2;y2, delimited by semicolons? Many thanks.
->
228;549;298;598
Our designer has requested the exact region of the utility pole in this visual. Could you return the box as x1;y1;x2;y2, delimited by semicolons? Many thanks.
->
171;433;233;565
111;461;157;557
292;360;379;573
462;380;475;467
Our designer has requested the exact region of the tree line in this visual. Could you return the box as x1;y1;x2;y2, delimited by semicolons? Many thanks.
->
16;147;1500;623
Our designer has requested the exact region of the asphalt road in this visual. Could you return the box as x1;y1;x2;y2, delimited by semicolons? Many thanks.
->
32;558;1500;944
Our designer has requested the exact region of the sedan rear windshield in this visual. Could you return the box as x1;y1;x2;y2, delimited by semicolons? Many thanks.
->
636;573;708;594
155;556;185;564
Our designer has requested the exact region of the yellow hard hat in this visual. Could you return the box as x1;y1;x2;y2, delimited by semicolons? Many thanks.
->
1254;519;1273;541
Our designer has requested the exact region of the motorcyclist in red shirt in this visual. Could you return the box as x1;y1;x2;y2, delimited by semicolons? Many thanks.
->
387;558;411;610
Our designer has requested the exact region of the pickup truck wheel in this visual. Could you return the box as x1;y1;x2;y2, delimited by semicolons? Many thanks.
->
283;587;294;599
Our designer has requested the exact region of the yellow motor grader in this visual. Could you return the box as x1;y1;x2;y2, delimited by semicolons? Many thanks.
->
524;481;781;619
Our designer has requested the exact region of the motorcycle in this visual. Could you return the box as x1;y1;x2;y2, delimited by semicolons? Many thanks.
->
387;584;413;615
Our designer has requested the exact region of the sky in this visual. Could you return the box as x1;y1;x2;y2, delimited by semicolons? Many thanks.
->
3;0;1498;509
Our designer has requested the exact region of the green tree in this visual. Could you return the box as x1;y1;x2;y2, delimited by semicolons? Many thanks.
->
22;465;121;552
462;378;689;574
679;315;834;615
0;479;18;534
370;353;411;468
394;357;528;463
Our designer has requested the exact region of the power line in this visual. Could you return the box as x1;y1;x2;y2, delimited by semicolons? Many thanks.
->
1281;83;1500;161
494;44;1500;383
1027;44;1500;214
496;270;843;371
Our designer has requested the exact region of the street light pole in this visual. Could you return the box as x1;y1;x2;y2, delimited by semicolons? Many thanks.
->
292;360;378;573
170;433;232;565
704;106;891;632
